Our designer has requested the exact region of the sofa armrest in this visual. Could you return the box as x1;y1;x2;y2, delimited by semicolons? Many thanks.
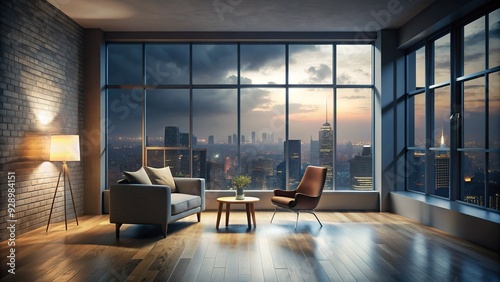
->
109;184;171;225
174;178;205;211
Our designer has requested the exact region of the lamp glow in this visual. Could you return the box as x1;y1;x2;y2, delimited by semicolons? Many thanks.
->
50;135;80;162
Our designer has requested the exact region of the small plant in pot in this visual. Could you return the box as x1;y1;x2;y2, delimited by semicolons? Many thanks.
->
232;175;251;200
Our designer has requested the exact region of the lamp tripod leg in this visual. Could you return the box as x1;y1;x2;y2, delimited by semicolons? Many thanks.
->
65;164;79;226
46;165;64;232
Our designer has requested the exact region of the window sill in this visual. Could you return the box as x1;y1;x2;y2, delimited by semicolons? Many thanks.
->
391;191;500;224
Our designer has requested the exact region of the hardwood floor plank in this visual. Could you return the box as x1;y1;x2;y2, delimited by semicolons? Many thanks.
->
1;212;499;282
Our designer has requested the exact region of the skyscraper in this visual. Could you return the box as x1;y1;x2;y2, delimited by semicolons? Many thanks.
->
251;131;256;144
285;140;301;189
350;145;372;190
208;135;214;145
164;126;180;147
319;121;333;189
435;129;450;196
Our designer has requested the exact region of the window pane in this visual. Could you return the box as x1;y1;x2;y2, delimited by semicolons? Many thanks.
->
289;45;332;84
408;150;426;193
434;34;450;84
434;86;450;148
108;44;143;85
412;93;426;147
488;153;500;210
489;9;500;68
145;89;189;147
240;88;285;190
193;89;237;190
145;44;189;85
289;88;333;189
107;89;143;185
464;16;486;76
337;45;372;85
192;44;237;84
461;152;485;207
240;45;285;84
490;72;500;148
463;77;485;148
337;89;372;190
407;47;425;91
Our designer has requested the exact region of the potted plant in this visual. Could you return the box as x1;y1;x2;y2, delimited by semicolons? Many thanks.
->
232;175;251;200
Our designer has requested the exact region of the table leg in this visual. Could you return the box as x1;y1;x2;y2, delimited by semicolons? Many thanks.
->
246;203;251;228
216;202;223;229
225;203;231;227
250;203;257;227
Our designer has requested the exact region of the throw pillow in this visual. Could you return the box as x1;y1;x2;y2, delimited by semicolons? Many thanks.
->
144;166;177;192
123;167;153;184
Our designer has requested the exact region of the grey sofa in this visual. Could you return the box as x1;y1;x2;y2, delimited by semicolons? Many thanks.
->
109;177;205;238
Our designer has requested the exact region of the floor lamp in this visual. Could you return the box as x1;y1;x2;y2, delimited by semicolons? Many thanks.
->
46;135;80;232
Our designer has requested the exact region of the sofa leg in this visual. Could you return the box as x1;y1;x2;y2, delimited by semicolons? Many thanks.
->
197;212;201;222
162;224;167;238
116;223;122;239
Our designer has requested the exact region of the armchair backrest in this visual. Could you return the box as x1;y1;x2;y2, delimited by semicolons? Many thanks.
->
295;166;327;197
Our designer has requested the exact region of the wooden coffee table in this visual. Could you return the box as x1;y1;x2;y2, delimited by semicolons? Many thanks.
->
216;196;260;229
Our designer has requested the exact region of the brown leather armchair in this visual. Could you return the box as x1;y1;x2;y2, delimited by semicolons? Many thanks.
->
270;166;327;229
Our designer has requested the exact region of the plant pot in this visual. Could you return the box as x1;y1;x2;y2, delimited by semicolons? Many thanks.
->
235;187;245;200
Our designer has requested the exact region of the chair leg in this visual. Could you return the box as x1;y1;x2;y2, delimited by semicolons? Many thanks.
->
270;207;278;223
197;212;201;222
311;211;323;227
295;211;300;230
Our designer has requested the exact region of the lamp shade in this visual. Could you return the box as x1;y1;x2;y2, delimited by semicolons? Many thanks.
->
49;135;80;162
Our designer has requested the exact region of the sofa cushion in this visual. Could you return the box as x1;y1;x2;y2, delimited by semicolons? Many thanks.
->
123;167;152;184
171;193;201;215
144;166;177;192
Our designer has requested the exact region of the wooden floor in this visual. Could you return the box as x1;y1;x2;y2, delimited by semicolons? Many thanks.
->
1;211;499;281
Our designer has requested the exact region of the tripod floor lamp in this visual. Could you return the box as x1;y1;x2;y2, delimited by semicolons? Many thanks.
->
46;135;80;232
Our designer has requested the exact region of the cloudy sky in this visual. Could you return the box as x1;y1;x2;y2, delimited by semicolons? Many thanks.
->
107;43;374;145
107;11;499;147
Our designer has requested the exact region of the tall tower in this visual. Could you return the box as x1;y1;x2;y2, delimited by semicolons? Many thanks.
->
435;129;450;196
319;120;334;189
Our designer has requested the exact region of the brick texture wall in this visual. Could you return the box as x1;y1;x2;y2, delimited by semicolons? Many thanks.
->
0;0;84;240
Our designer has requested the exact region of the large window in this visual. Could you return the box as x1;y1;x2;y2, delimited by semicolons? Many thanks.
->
406;7;500;211
107;43;374;191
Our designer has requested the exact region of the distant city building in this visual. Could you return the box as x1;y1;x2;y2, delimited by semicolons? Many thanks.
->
180;133;189;146
262;133;268;144
233;134;237;144
310;137;319;165
319;121;334;189
241;135;245;144
228;135;232;144
285;140;301;188
252;131;256;144
164;126;180;147
350;145;372;190
208;135;214;145
346;141;354;159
